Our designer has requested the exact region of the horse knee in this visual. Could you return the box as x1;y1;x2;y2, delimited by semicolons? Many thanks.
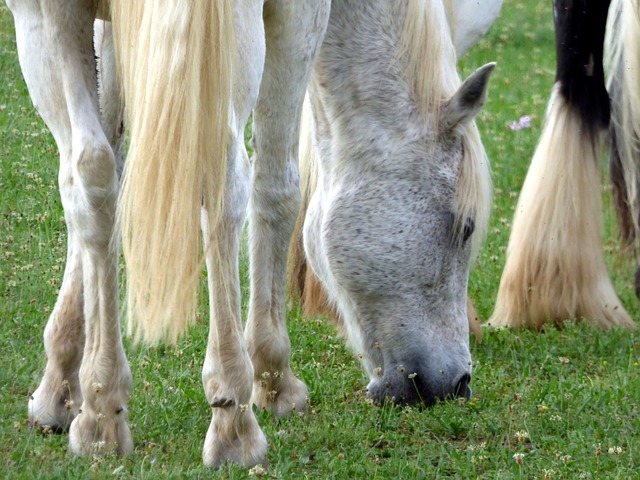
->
75;138;116;196
60;135;117;249
251;171;300;230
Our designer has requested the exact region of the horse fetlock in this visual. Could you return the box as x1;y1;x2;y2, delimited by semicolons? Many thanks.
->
28;375;81;432
251;368;309;417
28;390;76;433
247;329;292;371
203;404;267;469
211;397;236;409
204;378;252;413
68;404;132;456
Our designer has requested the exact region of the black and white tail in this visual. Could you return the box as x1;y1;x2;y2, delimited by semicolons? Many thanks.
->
489;0;635;329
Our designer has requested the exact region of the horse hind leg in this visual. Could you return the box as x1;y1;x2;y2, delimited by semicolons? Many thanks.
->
245;0;330;418
10;0;132;454
607;0;640;297
490;0;634;330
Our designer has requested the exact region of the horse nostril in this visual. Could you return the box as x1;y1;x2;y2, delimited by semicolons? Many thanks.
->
454;373;472;399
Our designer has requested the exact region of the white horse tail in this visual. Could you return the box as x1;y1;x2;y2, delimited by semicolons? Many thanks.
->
287;97;341;326
111;1;236;343
606;0;640;249
490;0;634;330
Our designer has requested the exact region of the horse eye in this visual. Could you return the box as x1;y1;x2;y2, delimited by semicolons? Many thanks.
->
462;218;475;242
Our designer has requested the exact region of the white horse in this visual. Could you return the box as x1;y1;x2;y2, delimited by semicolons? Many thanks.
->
7;0;495;469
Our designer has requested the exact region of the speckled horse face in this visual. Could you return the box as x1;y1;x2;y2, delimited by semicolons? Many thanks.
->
303;1;494;404
305;131;475;405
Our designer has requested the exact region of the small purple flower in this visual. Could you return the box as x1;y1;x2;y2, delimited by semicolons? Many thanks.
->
509;115;531;131
277;429;286;435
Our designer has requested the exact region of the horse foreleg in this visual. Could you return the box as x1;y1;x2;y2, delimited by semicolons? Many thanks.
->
489;86;634;330
28;230;84;432
68;16;131;457
94;20;125;180
9;0;132;454
6;0;85;434
245;0;330;418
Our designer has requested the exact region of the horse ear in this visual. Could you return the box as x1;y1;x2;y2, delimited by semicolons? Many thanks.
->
443;62;496;131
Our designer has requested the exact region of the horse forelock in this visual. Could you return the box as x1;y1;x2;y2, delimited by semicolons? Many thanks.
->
400;0;491;257
456;124;492;258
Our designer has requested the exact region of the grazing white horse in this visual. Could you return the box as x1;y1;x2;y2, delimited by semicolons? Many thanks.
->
7;0;495;468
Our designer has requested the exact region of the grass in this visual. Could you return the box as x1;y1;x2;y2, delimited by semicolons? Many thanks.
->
1;1;638;478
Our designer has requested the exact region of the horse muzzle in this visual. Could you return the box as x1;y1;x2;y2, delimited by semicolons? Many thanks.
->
366;366;472;406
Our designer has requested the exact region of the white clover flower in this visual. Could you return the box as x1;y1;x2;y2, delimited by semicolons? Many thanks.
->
248;465;267;477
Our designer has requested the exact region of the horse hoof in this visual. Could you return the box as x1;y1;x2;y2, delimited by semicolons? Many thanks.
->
28;389;76;434
251;371;309;418
68;407;132;456
203;406;267;468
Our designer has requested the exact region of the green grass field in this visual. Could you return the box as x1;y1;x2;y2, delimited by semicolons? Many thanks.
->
1;2;638;478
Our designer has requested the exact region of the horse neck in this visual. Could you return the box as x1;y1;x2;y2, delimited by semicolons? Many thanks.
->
310;0;419;172
312;1;418;133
